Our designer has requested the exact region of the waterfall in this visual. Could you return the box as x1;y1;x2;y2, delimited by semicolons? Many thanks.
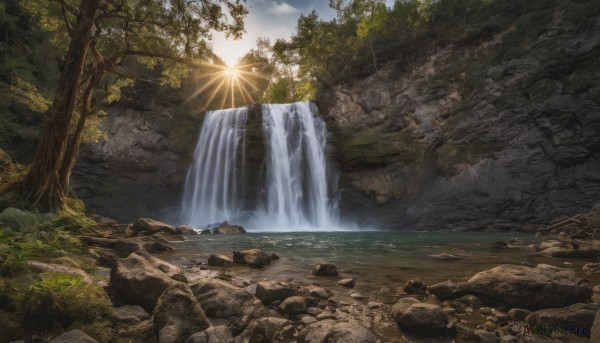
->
259;102;337;229
181;107;248;227
181;101;339;230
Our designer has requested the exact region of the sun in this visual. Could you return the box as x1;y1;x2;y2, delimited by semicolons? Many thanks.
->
223;65;240;80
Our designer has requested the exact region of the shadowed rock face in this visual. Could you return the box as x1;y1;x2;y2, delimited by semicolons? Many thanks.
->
317;3;600;231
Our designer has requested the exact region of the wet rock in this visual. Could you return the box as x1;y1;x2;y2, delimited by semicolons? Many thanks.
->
279;296;307;316
49;329;98;343
112;305;150;325
110;252;180;311
458;295;483;309
312;263;338;276
233;249;270;268
337;278;356;287
525;303;598;336
176;225;198;235
298;319;381;343
391;297;421;319
308;286;331;299
466;264;590;310
428;280;467;300
184;326;232;343
394;302;451;335
132;218;179;236
232;317;292;343
508;308;531;321
255;281;298;304
213;224;246;234
403;279;427;294
154;283;209;343
207;254;234;267
191;278;261;324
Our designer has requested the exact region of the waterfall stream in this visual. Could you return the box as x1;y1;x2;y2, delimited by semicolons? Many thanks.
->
181;101;338;231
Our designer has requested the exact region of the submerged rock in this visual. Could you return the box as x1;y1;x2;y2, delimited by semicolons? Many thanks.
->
429;253;464;261
154;283;209;343
403;279;427;294
233;249;271;268
466;264;590;310
312;263;339;276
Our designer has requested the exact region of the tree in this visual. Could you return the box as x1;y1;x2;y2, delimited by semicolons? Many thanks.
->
10;0;247;211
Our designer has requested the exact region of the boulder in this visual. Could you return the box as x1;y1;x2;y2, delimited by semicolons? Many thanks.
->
213;224;246;234
49;329;98;343
154;283;210;343
112;305;150;325
428;280;467;300
184;326;232;343
132;218;179;236
394;303;451;335
190;278;261;324
466;264;590;310
232;317;293;343
279;296;307;316
297;319;381;343
138;251;187;283
110;252;180;311
337;278;356;288
255;281;297;304
391;297;421;321
312;263;338;276
207;254;234;267
233;249;270;268
526;303;598;336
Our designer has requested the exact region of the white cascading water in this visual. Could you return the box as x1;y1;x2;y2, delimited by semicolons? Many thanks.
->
180;107;248;226
181;101;339;230
258;101;338;229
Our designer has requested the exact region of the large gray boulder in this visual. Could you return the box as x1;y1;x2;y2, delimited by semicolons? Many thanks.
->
279;296;307;316
255;281;297;304
154;283;210;343
110;252;181;311
466;264;590;310
49;329;98;343
297;319;381;343
132;218;180;235
393;302;450;335
190;278;262;324
207;254;234;267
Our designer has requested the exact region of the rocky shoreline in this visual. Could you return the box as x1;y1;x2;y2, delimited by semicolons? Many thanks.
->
19;215;596;343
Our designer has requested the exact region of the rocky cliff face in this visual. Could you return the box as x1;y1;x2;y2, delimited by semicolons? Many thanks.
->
319;3;600;230
72;84;201;223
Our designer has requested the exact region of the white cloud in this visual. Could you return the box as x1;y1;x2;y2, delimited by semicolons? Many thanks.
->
268;2;301;14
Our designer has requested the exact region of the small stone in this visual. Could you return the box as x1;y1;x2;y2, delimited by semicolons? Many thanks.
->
279;296;307;316
337;278;356;287
307;307;322;316
308;286;331;299
403;279;427;294
301;316;317;325
483;321;496;332
312;263;338;277
480;307;492;315
367;302;382;309
350;292;368;300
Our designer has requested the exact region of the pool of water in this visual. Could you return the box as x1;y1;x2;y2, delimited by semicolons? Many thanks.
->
166;231;563;287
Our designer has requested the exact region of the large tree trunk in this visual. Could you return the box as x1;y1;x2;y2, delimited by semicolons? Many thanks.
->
21;0;98;210
58;68;103;193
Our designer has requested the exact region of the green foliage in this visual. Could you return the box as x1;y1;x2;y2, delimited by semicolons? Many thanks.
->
23;273;111;334
0;208;98;276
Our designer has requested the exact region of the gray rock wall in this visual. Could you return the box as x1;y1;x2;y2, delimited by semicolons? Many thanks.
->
318;5;600;230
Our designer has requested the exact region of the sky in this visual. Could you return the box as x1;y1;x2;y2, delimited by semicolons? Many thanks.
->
211;0;337;66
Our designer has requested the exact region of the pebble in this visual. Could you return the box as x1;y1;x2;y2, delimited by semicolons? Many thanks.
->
350;292;368;300
367;302;382;309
